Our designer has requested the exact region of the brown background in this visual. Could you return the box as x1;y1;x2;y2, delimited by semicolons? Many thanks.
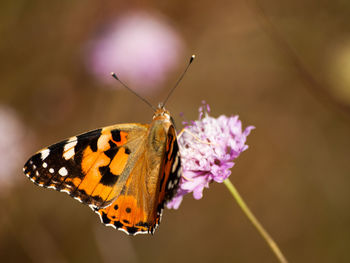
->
1;0;350;262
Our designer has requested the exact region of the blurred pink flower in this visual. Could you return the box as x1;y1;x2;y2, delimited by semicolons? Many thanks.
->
167;103;254;209
0;106;30;193
87;11;184;94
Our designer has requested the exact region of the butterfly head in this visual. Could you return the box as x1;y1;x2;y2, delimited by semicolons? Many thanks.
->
153;103;171;122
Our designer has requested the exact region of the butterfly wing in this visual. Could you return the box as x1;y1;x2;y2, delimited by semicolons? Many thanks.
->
156;124;182;217
23;123;149;208
95;124;182;235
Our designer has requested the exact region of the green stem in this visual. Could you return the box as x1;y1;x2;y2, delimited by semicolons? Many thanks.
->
223;179;288;263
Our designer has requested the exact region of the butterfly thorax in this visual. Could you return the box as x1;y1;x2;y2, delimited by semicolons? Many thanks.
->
149;107;172;153
147;107;172;169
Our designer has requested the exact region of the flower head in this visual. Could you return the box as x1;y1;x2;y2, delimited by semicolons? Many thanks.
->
87;11;184;94
167;102;254;209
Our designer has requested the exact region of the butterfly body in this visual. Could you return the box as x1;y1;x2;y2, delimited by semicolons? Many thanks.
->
23;107;181;235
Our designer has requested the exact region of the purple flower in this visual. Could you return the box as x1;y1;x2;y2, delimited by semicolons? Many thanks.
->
167;103;255;209
87;11;184;94
0;106;32;194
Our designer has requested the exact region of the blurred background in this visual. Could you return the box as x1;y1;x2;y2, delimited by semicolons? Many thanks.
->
1;0;350;262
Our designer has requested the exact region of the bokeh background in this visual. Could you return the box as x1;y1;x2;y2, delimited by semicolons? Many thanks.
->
1;0;350;262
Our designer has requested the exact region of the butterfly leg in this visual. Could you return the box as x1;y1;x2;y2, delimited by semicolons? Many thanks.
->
176;128;185;139
177;128;214;146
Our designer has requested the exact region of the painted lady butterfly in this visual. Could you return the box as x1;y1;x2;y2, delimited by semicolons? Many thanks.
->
23;106;182;235
23;54;195;235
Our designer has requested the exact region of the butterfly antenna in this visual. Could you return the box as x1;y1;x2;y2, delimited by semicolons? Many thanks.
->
111;73;157;111
163;54;195;107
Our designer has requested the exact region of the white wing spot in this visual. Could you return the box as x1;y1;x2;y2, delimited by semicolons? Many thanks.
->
63;137;77;160
42;162;48;168
41;149;50;160
89;204;97;210
177;168;182;178
172;156;179;173
49;168;54;173
168;181;174;189
97;134;109;150
74;196;82;203
58;167;68;176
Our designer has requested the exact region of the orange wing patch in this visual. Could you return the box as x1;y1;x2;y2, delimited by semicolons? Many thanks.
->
112;131;128;146
78;146;111;195
96;195;151;235
110;147;129;175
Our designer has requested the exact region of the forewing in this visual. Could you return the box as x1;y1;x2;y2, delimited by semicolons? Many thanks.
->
23;123;149;208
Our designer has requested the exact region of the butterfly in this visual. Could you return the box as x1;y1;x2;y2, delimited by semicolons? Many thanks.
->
23;105;182;235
